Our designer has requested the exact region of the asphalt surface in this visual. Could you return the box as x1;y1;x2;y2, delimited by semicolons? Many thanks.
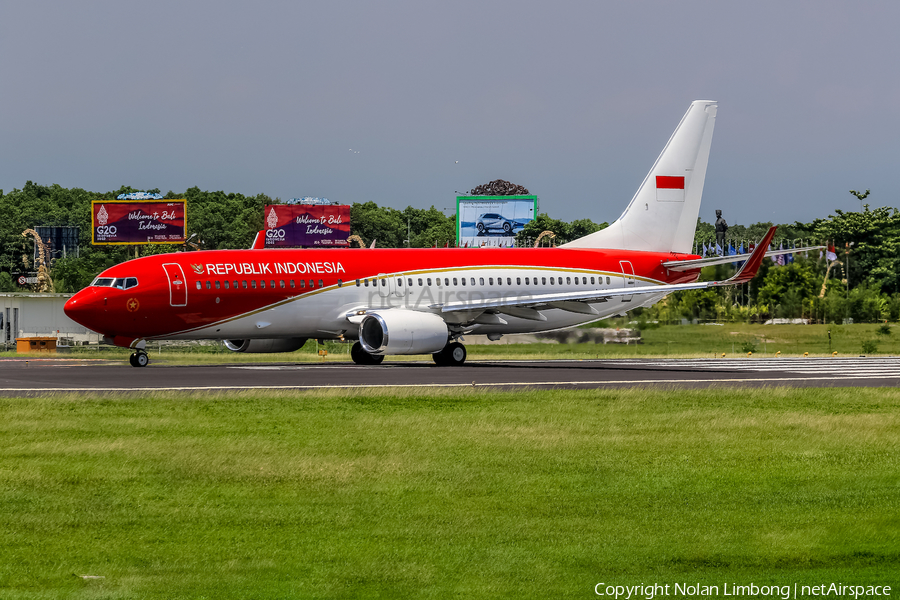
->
1;356;899;394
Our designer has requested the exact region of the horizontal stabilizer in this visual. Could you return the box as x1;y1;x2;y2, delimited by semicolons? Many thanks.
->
663;243;824;271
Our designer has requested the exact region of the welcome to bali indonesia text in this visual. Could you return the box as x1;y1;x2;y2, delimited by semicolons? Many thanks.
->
595;582;891;599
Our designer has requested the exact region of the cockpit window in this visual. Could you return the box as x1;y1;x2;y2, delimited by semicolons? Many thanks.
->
91;277;138;290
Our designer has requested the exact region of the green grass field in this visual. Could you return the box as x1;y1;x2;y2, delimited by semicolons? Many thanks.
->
1;387;898;598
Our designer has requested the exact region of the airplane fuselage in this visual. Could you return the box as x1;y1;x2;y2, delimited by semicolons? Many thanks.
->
64;246;701;347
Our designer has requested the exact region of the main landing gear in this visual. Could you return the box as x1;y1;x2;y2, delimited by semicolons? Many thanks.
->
129;350;149;368
432;341;466;366
350;341;384;365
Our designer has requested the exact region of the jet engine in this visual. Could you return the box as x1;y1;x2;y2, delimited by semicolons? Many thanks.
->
359;310;448;355
223;338;308;353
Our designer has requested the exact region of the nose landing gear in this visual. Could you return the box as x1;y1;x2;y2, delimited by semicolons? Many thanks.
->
129;351;149;368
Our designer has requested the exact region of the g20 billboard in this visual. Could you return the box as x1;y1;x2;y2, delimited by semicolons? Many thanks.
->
264;205;351;247
91;201;186;245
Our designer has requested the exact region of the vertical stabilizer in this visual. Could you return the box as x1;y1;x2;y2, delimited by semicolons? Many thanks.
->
562;100;717;253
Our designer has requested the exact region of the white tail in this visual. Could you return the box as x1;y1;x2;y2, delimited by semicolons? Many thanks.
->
562;100;717;253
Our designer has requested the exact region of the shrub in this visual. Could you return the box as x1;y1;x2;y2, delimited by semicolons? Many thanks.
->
861;340;878;354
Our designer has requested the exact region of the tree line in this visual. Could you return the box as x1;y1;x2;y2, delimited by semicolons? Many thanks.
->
0;182;898;323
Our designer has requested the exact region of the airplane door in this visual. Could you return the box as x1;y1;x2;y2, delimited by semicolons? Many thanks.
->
162;263;188;307
377;273;390;298
619;260;635;302
393;274;406;298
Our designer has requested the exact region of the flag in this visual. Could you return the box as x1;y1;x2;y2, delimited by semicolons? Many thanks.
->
656;175;685;202
786;240;795;264
715;242;722;256
702;242;709;256
776;242;785;266
728;244;736;256
826;243;837;261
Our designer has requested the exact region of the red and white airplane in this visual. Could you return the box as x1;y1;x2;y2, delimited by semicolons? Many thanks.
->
64;100;777;368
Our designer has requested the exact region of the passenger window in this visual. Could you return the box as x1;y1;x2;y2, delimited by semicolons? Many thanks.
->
364;279;369;287
280;280;285;289
309;280;315;288
550;277;554;285
380;279;385;287
337;279;343;287
507;277;511;285
460;278;466;286
479;278;484;285
525;277;529;285
407;278;412;287
318;279;324;288
215;281;221;290
205;281;211;290
223;281;230;289
260;281;266;289
233;280;238;288
290;280;295;288
355;279;360;286
418;278;423;286
582;277;587;285
591;277;595;285
251;280;257;289
607;277;611;284
489;278;494;285
470;278;475;286
444;278;449;286
516;277;521;285
242;280;248;289
300;280;306;288
427;278;432;285
196;282;201;290
453;278;458;286
542;277;547;285
566;277;571;285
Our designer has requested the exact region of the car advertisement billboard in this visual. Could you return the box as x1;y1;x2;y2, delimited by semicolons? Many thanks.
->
91;200;186;245
456;195;538;248
264;204;351;247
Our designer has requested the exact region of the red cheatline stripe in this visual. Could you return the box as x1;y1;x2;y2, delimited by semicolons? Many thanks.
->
656;176;685;189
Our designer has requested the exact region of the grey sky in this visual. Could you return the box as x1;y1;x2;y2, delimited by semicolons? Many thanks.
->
2;1;898;227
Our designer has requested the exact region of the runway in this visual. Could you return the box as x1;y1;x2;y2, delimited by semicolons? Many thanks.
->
1;356;899;394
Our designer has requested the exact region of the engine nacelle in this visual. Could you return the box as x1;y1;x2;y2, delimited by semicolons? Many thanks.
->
223;338;307;353
359;310;448;355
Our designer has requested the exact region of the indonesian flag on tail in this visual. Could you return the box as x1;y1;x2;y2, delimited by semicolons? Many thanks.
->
826;243;837;261
656;175;685;202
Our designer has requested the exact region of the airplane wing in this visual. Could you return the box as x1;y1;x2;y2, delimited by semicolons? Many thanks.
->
662;243;824;271
250;230;266;250
434;227;777;316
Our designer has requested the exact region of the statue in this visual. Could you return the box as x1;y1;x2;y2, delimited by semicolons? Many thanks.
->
714;209;728;255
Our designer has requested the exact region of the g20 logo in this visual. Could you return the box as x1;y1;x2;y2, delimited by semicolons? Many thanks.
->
266;229;286;239
96;225;117;235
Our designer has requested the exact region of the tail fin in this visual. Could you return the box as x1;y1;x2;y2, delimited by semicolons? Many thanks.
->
562;100;717;253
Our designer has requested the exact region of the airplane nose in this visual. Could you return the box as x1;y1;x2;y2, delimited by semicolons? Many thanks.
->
64;289;106;332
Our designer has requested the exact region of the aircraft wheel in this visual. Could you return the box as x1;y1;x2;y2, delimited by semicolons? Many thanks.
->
130;351;149;368
433;342;466;366
446;342;467;365
351;342;384;365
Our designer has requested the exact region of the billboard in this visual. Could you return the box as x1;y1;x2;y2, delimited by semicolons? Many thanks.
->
91;200;186;245
456;195;538;248
264;204;351;247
